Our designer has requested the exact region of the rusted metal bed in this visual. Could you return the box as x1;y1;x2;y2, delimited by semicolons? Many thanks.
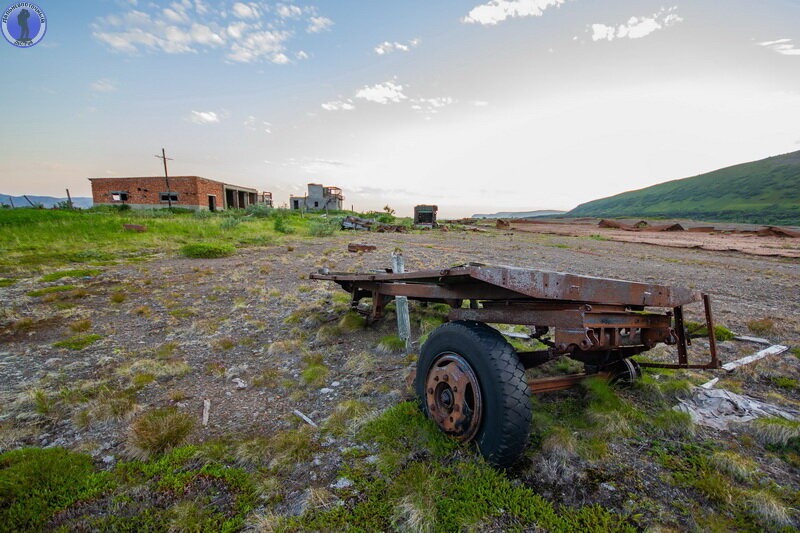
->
311;263;719;466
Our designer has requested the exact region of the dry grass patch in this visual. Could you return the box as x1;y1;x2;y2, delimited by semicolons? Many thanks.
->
117;359;191;381
344;350;377;374
68;319;92;333
127;407;195;459
268;339;302;356
709;451;757;482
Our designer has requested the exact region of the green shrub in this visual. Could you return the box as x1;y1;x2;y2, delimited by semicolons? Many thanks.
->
308;218;338;237
180;243;235;259
273;215;294;234
220;217;241;230
245;204;273;218
0;447;112;531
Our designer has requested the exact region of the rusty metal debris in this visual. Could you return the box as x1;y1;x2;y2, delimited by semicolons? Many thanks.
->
311;263;719;371
598;219;684;232
341;215;407;233
347;243;377;253
312;262;720;465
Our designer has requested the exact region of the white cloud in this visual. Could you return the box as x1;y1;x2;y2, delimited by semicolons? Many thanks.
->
299;158;347;174
163;7;188;24
190;23;224;46
410;96;456;117
276;3;303;19
227;30;290;63
90;79;117;92
321;99;355;111
355;81;407;104
93;1;329;64
244;115;272;133
232;2;259;19
759;38;800;56
591;7;682;42
307;16;333;33
462;0;569;26
188;110;221;124
374;38;420;55
471;100;489;107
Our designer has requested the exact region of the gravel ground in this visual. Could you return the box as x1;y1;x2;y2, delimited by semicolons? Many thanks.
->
1;227;798;527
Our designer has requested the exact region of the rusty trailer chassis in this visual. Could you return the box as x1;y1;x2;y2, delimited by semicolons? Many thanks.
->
311;264;719;377
311;264;720;466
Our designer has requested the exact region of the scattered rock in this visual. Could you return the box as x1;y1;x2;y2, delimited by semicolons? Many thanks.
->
232;377;247;389
319;388;333;394
331;477;354;489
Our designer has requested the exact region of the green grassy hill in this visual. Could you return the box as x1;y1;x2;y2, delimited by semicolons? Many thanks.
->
567;151;800;225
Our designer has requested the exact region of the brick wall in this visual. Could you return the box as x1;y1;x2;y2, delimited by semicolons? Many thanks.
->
90;177;226;210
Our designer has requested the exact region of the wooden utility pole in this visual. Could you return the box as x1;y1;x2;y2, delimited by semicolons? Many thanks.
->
23;195;35;207
7;196;14;208
155;148;174;208
65;189;73;209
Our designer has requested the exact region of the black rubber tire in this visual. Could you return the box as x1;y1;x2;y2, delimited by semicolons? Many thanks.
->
416;320;531;467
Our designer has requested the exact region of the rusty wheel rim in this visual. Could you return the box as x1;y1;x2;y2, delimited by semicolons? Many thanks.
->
424;353;483;442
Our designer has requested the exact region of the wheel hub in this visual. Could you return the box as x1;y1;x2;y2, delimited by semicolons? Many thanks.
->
424;353;483;441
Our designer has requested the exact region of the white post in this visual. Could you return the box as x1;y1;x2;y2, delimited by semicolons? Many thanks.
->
391;251;411;354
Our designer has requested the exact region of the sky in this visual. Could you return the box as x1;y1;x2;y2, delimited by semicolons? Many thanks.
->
1;0;799;217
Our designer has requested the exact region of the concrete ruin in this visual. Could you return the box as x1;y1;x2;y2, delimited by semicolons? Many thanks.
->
290;183;343;211
88;176;271;211
414;204;438;227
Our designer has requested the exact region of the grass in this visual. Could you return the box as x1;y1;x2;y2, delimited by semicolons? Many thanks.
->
748;417;800;446
39;269;100;281
0;445;258;532
127;407;196;459
338;311;366;331
52;334;103;350
685;321;736;341
27;284;76;297
110;292;127;304
0;447;112;531
181;242;235;258
565;150;800;225
288;402;635;532
746;318;775;335
0;278;16;286
344;350;377;374
68;319;92;333
377;334;406;354
0;208;320;272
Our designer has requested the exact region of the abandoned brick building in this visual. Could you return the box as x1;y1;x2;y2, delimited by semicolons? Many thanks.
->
290;183;344;211
89;176;272;211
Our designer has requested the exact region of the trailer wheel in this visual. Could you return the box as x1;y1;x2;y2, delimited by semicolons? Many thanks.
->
605;358;641;385
416;320;531;467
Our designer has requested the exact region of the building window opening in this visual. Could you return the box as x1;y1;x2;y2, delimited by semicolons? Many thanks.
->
160;192;178;203
111;192;129;202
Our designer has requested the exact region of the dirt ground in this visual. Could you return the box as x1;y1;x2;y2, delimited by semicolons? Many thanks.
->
500;218;800;258
1;227;799;528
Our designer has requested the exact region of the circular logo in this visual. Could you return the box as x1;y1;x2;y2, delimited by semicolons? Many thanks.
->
2;2;47;47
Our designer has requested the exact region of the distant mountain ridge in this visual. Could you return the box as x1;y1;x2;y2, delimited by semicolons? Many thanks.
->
1;194;93;209
567;151;800;225
472;210;566;219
